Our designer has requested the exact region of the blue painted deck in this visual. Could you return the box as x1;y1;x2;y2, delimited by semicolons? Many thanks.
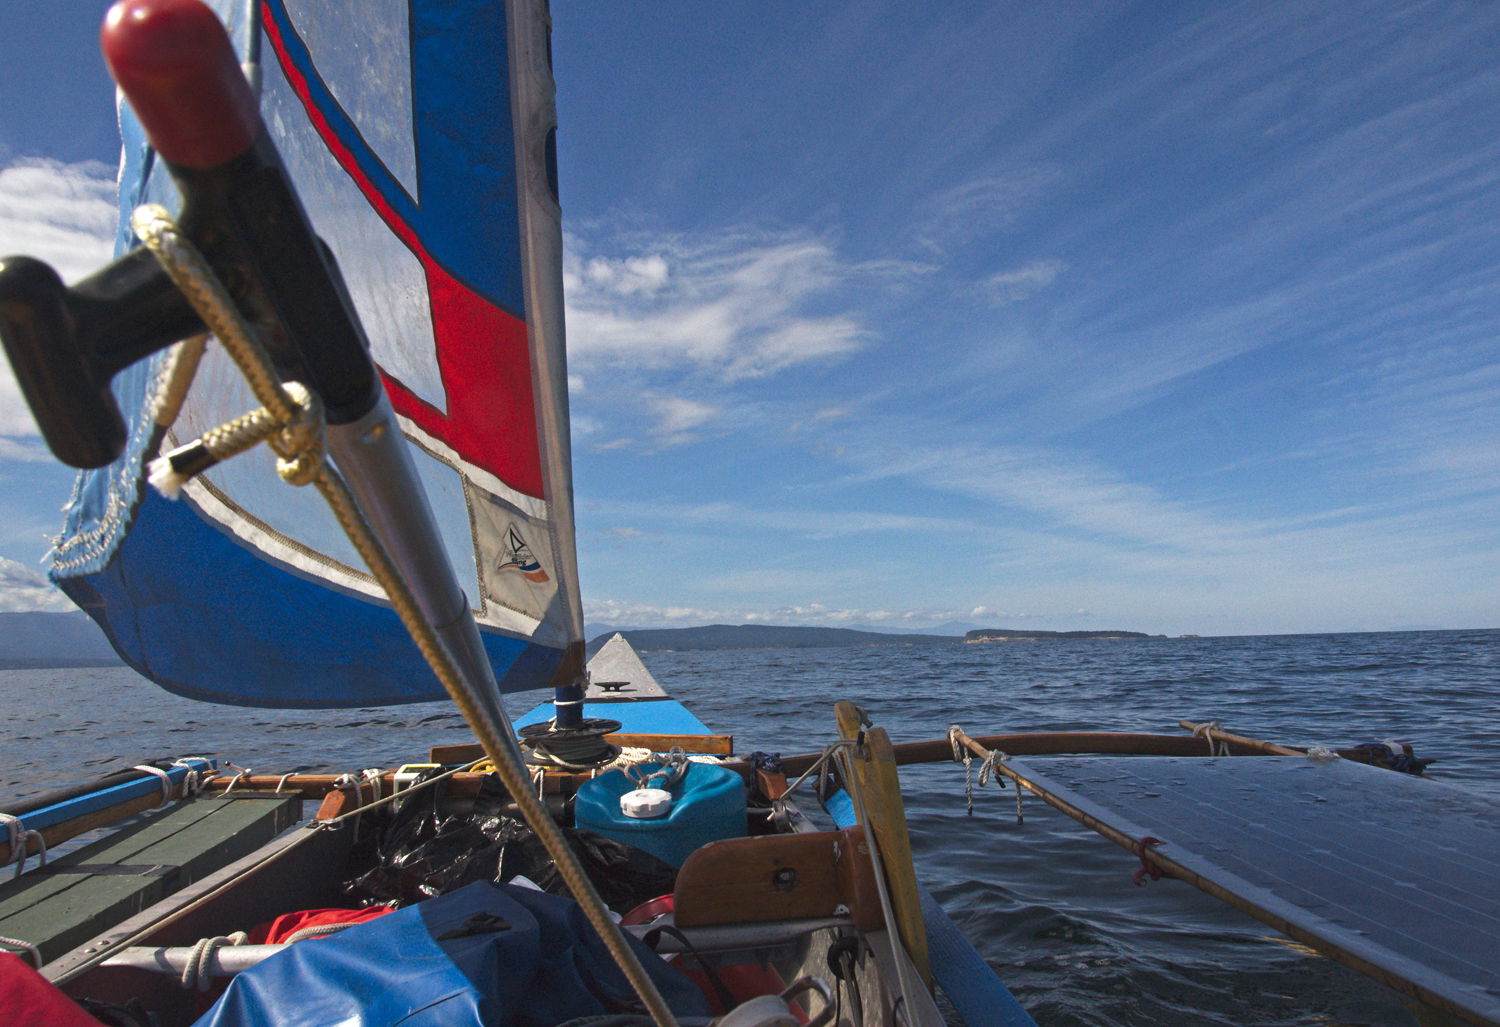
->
512;698;711;737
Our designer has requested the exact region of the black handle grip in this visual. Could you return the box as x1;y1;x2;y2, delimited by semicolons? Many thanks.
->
0;250;201;468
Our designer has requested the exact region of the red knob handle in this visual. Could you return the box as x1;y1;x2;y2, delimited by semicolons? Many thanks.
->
101;0;260;169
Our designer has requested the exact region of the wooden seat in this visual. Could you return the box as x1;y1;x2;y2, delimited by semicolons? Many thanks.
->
0;793;300;967
672;826;882;931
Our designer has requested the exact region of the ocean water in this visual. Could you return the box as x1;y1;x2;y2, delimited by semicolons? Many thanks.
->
3;628;1496;1025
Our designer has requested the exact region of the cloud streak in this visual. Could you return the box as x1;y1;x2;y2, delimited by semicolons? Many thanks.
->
565;231;865;383
0;556;71;613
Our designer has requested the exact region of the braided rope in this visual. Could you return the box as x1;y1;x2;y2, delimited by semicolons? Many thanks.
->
181;931;248;991
130;206;679;1027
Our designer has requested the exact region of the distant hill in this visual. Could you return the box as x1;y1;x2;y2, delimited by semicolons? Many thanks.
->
965;627;1158;641
0;611;121;668
588;624;964;653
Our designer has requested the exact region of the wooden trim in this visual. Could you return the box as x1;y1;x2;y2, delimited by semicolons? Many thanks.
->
429;731;734;765
836;701;931;986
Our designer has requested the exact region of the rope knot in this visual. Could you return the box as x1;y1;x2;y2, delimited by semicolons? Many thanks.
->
270;381;325;486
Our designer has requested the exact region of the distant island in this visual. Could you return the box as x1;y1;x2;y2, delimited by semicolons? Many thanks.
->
587;623;1162;653
965;628;1159;642
0;611;1160;665
588;624;965;653
0;611;122;668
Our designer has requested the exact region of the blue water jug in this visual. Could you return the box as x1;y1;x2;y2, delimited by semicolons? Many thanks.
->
574;760;745;868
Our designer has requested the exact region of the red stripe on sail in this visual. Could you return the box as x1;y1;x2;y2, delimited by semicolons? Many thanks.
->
262;6;544;497
382;261;543;498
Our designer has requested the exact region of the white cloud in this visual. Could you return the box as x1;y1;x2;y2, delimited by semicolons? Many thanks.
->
649;395;718;446
0;555;72;612
912;167;1057;254
582;596;984;631
981;258;1065;304
0;158;117;439
565;232;865;382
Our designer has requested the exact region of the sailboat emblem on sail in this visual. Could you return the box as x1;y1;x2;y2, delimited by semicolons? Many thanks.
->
497;525;550;583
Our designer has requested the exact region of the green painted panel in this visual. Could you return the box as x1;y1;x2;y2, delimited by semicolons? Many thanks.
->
0;794;300;964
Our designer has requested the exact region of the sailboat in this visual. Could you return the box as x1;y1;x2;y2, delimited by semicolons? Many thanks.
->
1;1;1497;1026
0;0;1016;1023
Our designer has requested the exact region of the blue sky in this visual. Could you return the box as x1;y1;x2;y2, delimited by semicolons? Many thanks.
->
2;1;1499;636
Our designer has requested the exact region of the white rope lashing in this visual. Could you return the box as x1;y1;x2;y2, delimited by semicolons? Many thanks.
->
131;764;173;808
0;813;45;879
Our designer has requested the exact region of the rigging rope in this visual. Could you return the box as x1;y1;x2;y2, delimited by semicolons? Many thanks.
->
129;206;681;1027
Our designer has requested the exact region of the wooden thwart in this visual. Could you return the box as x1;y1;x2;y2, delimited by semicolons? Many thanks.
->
0;793;299;967
673;826;882;931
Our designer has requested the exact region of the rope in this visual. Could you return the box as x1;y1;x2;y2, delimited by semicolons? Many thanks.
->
949;725;1014;819
131;765;173;808
317;759;483;829
150;332;209;428
220;763;253;795
282;921;359;944
181;931;248;991
0;934;42;969
949;725;974;814
171;757;213;797
0;813;45;879
1192;721;1230;757
523;734;621;770
131;205;680;1027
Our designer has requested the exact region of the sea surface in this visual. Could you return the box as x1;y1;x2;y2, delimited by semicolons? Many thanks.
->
3;628;1496;1026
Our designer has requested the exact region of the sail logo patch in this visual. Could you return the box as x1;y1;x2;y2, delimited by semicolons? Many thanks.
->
497;525;549;583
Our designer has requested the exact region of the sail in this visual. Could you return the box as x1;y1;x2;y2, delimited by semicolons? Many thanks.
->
48;0;583;707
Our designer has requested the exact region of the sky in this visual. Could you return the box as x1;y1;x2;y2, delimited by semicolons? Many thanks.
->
2;1;1499;636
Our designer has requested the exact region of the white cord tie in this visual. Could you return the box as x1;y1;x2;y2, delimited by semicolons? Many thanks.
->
132;765;173;808
181;931;248;991
171;757;214;797
0;813;45;879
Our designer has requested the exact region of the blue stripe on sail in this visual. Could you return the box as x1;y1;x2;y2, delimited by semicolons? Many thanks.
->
56;489;560;708
259;0;523;315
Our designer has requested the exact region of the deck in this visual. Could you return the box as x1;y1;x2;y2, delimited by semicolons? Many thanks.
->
1004;755;1500;1025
